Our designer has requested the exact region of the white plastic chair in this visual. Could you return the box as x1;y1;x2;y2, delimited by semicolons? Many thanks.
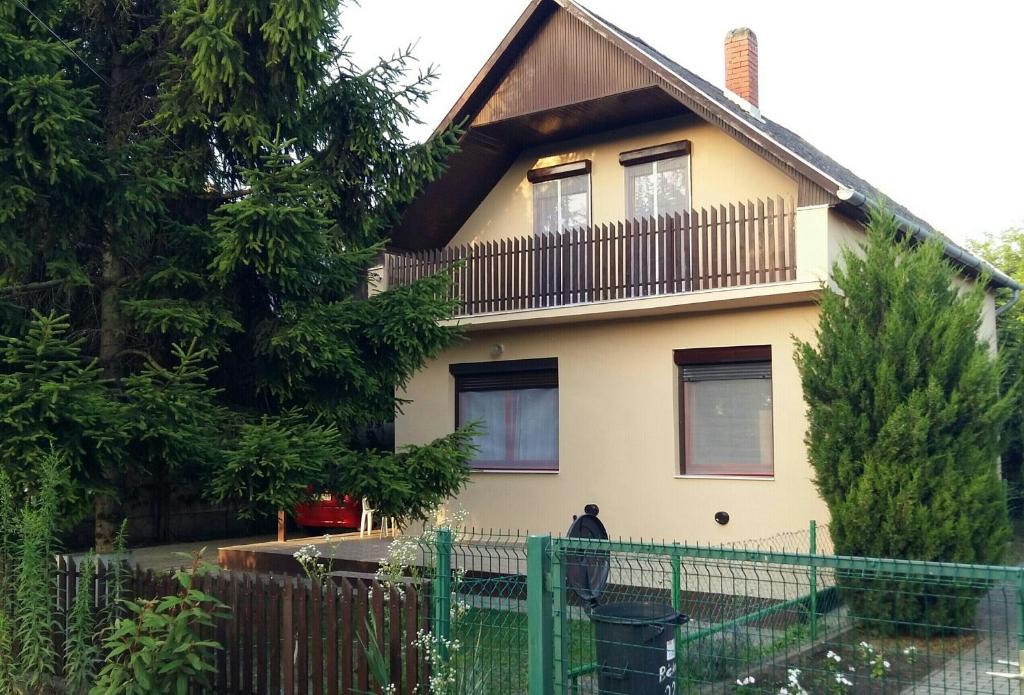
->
361;498;398;537
360;497;375;537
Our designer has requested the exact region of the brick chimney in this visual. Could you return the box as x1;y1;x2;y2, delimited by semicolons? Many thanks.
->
724;27;758;107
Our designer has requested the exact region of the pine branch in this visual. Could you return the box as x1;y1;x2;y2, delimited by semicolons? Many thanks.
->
0;280;67;297
114;349;169;374
196;188;251;201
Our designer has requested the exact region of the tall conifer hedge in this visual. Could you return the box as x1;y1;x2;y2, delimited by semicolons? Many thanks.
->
796;207;1010;630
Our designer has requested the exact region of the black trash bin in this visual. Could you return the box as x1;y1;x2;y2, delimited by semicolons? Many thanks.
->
591;602;688;695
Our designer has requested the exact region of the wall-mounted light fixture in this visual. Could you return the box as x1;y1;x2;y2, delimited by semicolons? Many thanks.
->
714;511;730;525
489;343;505;358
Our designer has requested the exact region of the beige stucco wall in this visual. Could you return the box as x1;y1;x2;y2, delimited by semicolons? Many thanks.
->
980;292;997;352
395;303;830;544
794;205;830;285
448;114;799;247
826;209;866;277
390;110;1004;547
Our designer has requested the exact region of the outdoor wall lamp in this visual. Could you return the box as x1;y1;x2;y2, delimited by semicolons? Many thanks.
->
715;511;730;525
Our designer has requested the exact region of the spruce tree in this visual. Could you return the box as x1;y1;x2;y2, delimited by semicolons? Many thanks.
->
1;1;470;549
797;207;1010;629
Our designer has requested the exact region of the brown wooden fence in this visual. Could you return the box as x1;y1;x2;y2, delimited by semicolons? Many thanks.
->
385;197;796;315
53;557;429;694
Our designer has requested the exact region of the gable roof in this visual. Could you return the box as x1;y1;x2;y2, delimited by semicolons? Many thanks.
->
572;4;1018;292
587;7;926;226
392;0;1018;291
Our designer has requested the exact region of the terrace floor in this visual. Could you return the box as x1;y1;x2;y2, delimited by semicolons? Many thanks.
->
64;534;276;573
110;529;395;574
218;529;404;576
128;535;274;572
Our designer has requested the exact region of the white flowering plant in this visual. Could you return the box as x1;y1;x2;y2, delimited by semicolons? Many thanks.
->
364;504;490;694
375;534;421;598
293;539;332;585
855;640;890;679
902;644;918;664
778;667;809;695
821;650;853;693
752;638;918;693
733;674;757;691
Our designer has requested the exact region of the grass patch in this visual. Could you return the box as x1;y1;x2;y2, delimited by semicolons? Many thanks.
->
451;607;594;695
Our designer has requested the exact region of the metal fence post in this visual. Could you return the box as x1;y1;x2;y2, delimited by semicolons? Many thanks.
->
1018;573;1024;695
551;543;569;694
809;519;818;642
433;527;453;662
527;534;554;695
672;543;682;653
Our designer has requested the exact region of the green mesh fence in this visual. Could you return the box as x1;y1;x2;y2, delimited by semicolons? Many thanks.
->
419;529;532;695
551;537;1022;695
412;525;1023;694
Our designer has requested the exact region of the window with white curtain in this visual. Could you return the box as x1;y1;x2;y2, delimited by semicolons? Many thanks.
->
620;140;691;223
625;154;690;221
676;346;773;476
529;161;591;235
452;359;559;471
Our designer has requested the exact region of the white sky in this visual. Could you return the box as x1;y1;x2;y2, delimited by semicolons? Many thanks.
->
343;0;1024;246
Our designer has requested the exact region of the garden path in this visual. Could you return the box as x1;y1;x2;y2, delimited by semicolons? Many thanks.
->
901;582;1018;694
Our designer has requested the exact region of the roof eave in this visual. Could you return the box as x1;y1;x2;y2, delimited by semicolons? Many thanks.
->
836;188;1021;291
428;0;555;141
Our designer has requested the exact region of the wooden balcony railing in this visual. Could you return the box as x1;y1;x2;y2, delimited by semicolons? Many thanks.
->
386;197;795;316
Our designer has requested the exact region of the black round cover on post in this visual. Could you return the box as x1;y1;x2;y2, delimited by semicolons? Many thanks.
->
565;506;610;608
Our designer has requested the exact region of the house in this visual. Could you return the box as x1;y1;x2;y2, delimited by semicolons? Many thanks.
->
383;0;1019;543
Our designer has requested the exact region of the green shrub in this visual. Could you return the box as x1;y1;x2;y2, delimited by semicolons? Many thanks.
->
64;553;99;695
0;467;16;688
10;452;64;693
796;206;1010;630
91;553;228;695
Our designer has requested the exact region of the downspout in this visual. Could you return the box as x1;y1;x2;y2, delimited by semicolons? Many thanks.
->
836;188;1021;317
996;288;1021;318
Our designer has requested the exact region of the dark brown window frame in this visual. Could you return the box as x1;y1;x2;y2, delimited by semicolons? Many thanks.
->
451;358;559;472
526;160;591;184
619;140;691;167
675;345;774;477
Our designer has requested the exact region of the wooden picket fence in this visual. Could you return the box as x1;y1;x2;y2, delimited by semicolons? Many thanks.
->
385;197;796;315
53;557;429;694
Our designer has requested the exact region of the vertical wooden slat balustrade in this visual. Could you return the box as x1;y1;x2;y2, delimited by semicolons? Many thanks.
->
384;198;796;315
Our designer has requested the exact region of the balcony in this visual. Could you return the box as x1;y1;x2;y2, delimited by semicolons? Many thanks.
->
385;198;796;317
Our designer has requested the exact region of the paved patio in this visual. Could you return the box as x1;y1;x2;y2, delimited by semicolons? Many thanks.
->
218;529;400;575
124;535;274;572
901;582;1019;694
88;530;382;574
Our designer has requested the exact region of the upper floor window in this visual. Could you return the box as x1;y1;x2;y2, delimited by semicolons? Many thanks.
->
529;160;591;235
675;345;773;477
621;140;691;221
